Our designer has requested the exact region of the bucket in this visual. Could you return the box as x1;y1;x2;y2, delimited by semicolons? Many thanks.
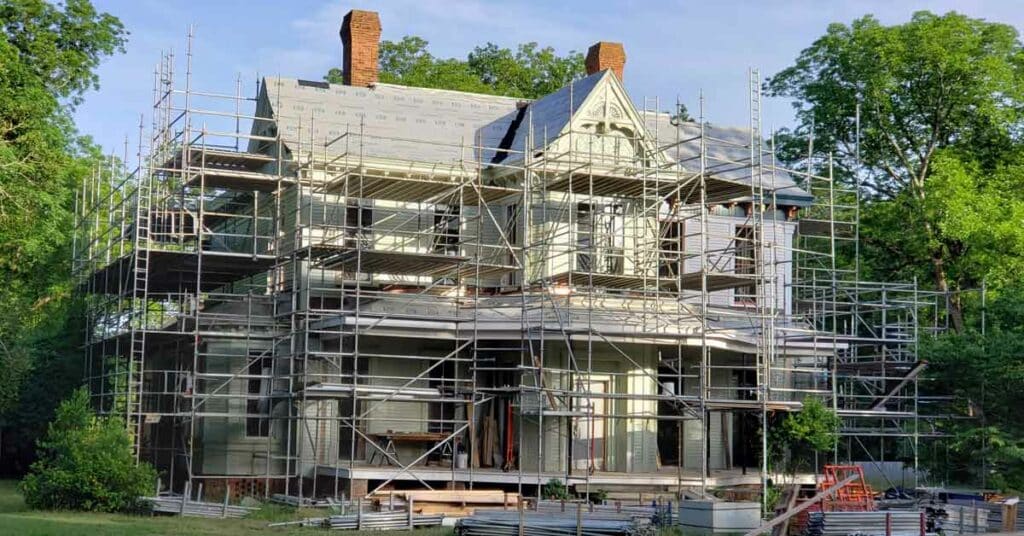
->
455;453;469;469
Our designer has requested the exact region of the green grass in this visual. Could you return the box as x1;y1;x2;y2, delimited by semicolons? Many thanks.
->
0;480;454;536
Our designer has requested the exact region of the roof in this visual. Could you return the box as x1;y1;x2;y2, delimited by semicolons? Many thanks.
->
261;77;520;164
501;70;606;160
256;75;811;204
644;117;812;205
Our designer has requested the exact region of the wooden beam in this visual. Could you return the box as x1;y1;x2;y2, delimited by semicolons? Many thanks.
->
741;474;859;536
869;361;928;410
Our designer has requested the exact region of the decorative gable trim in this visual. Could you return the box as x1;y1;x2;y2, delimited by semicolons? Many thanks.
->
552;71;669;169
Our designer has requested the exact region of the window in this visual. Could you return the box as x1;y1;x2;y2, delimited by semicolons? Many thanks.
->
506;204;519;265
246;355;271;437
577;203;624;275
431;205;460;255
734;226;757;305
344;201;372;248
659;217;684;278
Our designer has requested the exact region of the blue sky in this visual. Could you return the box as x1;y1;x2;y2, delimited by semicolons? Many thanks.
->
75;0;1024;155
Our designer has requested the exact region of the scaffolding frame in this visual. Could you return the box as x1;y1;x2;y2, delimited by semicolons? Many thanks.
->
71;34;947;503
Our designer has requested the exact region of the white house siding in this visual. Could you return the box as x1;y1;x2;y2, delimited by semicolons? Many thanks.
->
198;339;283;477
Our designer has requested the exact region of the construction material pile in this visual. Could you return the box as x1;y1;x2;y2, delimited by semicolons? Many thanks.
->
269;509;444;530
373;489;520;516
146;493;256;518
270;493;347;508
456;509;654;536
534;500;662;519
805;511;925;536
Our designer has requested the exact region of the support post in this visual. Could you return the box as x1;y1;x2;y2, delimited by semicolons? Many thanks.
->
222;484;230;518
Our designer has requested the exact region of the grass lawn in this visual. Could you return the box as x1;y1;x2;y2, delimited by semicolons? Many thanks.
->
0;480;454;536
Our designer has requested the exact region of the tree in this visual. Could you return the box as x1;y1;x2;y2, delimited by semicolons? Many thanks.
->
20;388;157;512
920;312;1024;490
769;397;840;474
766;11;1024;332
325;36;585;99
0;0;125;474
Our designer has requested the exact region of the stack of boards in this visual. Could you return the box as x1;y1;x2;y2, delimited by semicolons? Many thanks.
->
373;490;521;517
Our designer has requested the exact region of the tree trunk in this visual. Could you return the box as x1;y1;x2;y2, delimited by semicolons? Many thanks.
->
931;249;964;333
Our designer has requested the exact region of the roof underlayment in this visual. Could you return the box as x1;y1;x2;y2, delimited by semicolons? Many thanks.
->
260;72;811;204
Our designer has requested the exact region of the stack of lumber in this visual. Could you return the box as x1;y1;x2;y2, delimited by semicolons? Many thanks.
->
374;490;520;517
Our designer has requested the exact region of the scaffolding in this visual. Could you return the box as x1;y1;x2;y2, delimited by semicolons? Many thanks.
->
72;34;946;504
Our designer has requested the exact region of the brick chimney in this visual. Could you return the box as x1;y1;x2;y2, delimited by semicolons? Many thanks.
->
585;41;626;81
340;9;382;87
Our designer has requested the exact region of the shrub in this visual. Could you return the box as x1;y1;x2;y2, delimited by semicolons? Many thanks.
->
769;397;841;474
20;388;157;512
541;478;572;500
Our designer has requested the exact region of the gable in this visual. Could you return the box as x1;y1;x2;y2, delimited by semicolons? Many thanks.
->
493;70;667;170
556;71;667;169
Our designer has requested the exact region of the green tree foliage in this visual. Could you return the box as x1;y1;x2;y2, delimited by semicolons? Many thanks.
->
770;398;840;473
325;36;585;99
0;0;125;474
920;287;1024;490
766;11;1024;332
20;388;157;512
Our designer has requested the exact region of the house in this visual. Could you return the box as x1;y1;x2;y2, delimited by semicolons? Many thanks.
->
76;9;926;500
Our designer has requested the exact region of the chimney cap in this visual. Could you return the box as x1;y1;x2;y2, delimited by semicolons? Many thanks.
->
585;41;626;81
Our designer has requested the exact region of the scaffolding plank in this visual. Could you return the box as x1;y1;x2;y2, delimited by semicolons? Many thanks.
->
547;270;753;292
322;173;518;204
542;172;750;203
798;219;856;238
83;249;275;294
317;248;516;278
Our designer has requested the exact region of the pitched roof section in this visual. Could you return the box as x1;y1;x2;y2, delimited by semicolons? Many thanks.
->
643;116;812;205
499;70;606;161
261;77;520;164
255;75;810;204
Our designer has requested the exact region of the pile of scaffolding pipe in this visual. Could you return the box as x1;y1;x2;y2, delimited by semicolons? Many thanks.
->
534;500;661;519
269;510;444;531
805;511;929;536
270;493;348;508
455;510;653;536
328;511;444;530
933;504;990;533
146;495;255;518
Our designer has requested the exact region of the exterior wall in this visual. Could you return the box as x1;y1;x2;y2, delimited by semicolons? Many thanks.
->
519;343;659;474
680;365;738;470
683;211;797;313
198;339;284;477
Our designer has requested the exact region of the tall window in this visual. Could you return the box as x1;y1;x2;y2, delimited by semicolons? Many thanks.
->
506;204;519;281
576;203;624;275
431;205;460;255
344;201;372;248
246;355;271;437
734;226;757;305
659;218;684;278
